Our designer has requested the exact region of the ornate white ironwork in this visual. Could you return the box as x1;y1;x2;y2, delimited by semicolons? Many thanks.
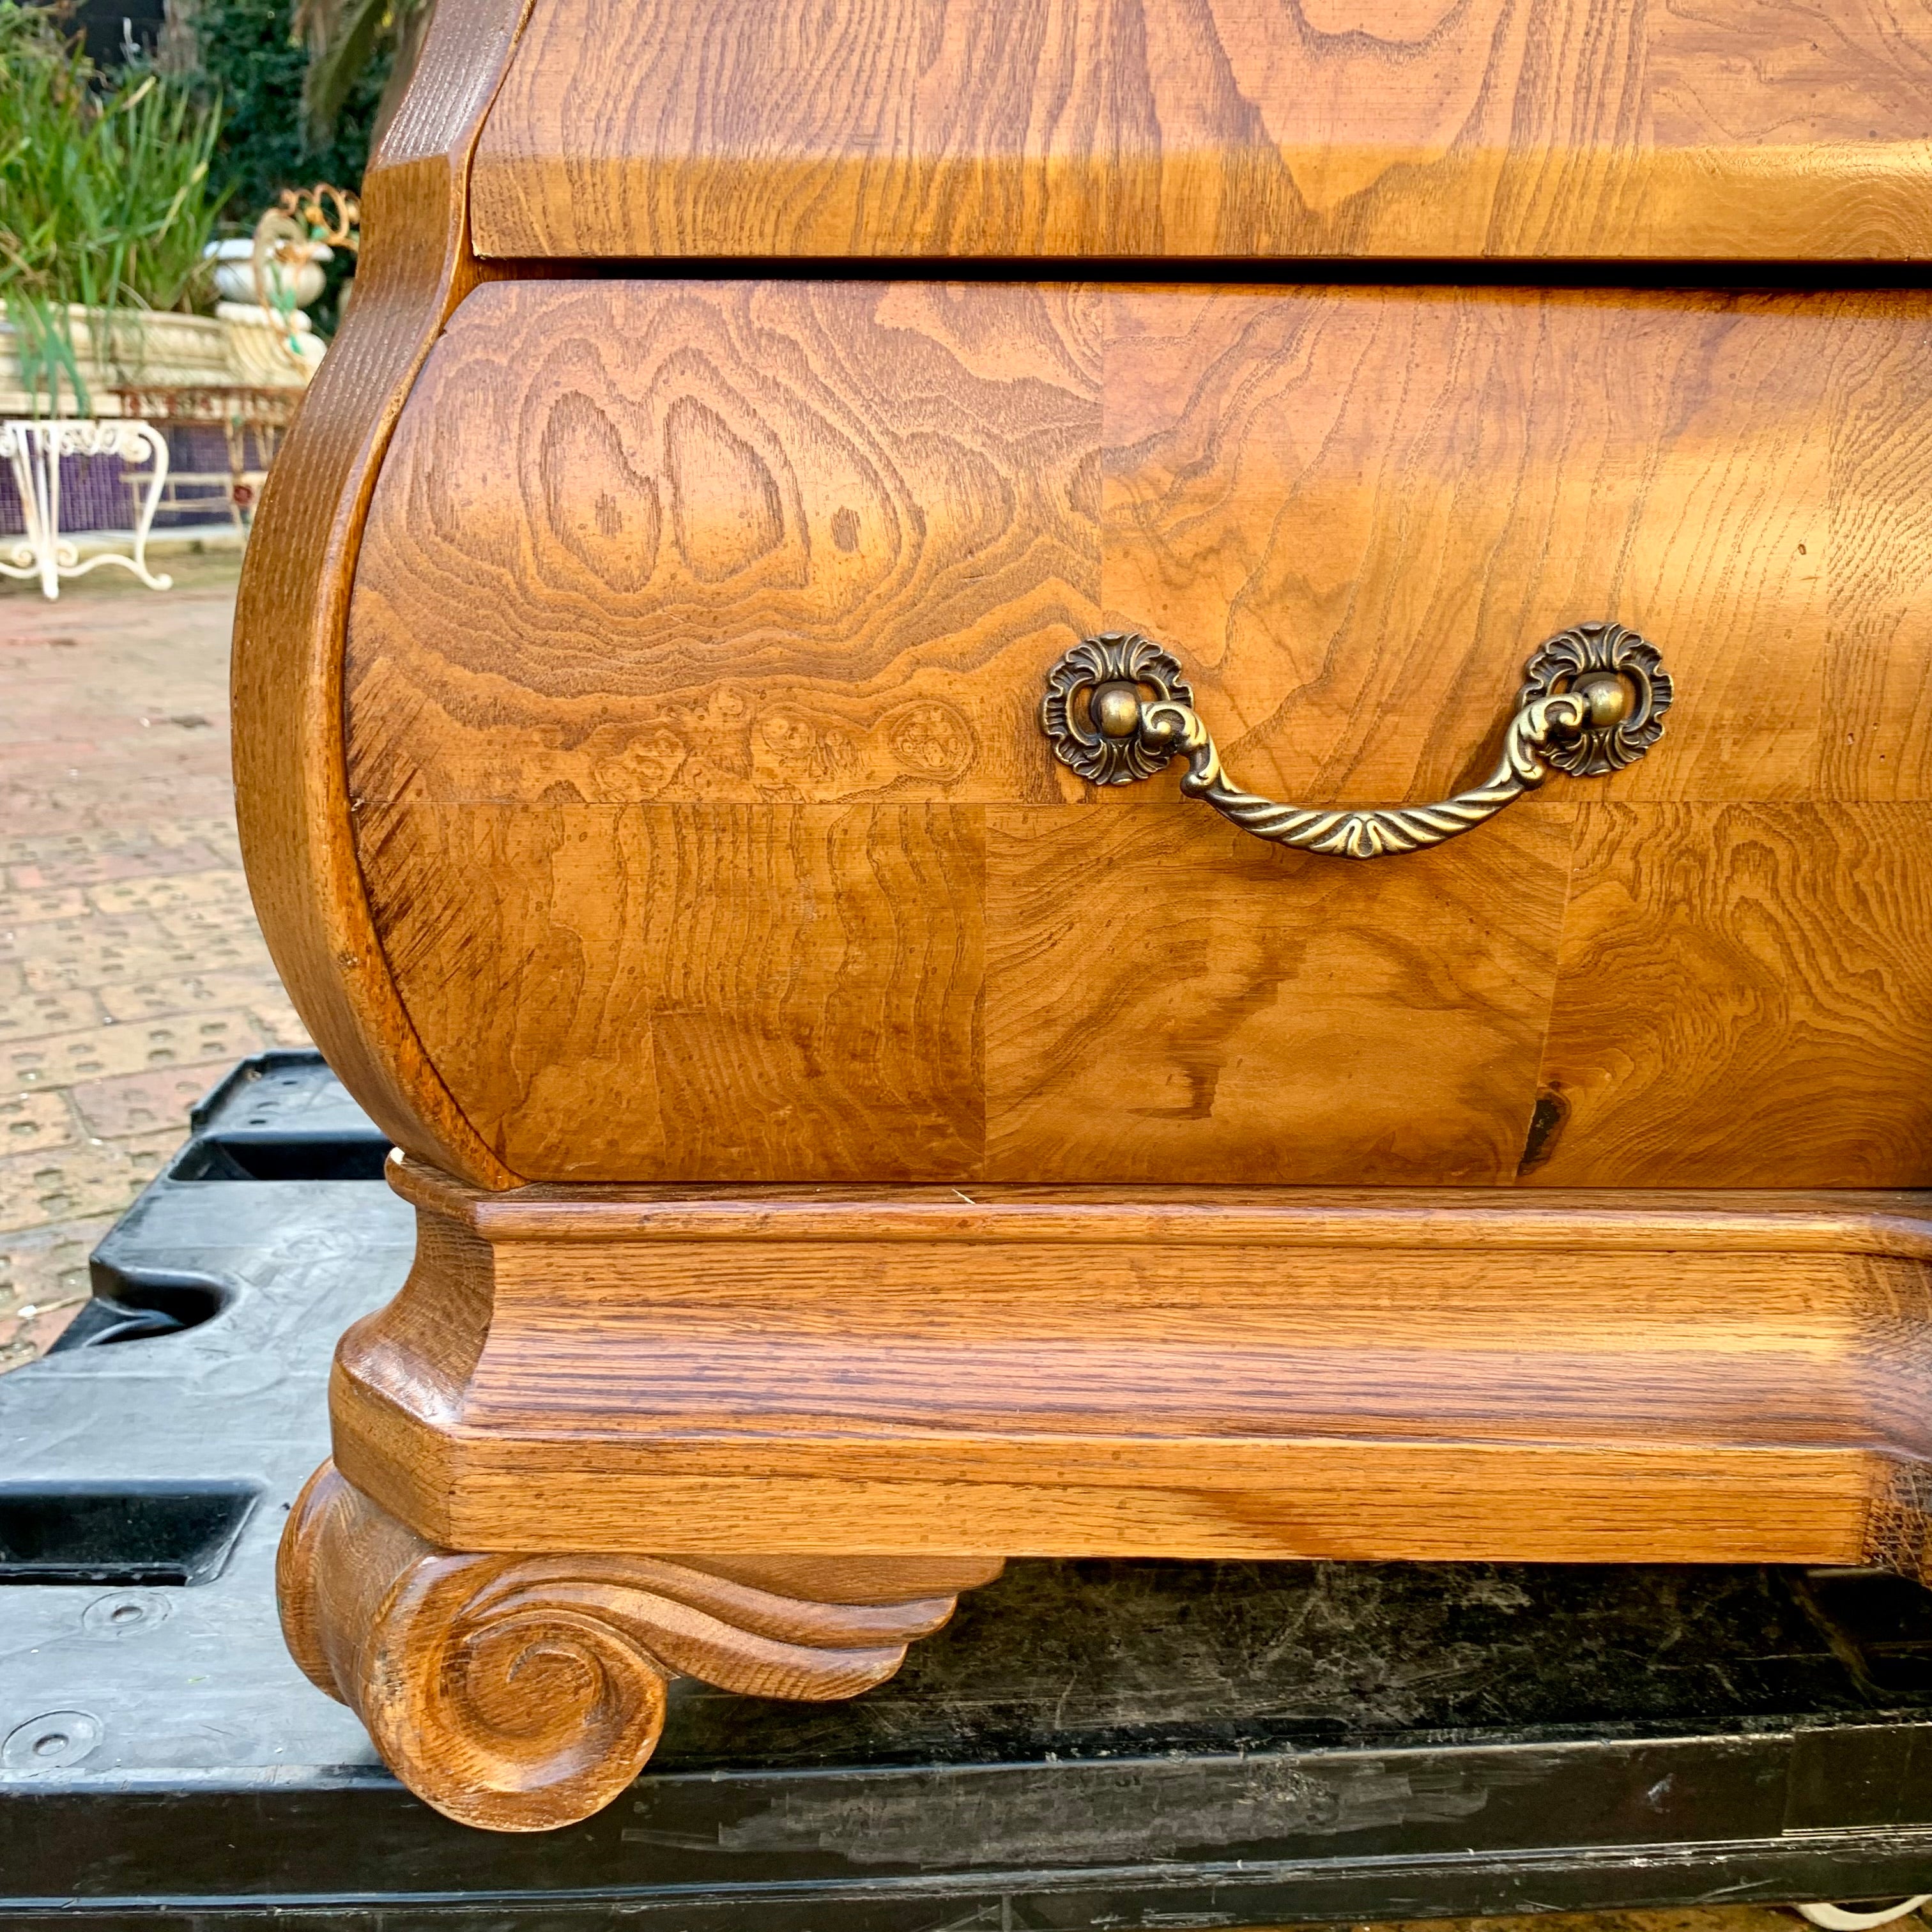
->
0;418;173;601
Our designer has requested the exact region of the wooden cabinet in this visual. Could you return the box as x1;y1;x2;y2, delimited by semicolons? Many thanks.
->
239;0;1932;1832
470;0;1932;260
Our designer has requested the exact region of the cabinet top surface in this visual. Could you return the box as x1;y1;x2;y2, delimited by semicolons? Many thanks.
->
466;0;1932;262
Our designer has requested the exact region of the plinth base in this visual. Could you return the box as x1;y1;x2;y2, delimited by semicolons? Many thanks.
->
285;1158;1932;1827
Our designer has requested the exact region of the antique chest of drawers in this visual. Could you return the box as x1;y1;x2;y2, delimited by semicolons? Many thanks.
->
238;0;1932;1829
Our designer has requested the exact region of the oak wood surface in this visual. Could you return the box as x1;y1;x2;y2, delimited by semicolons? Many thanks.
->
1530;804;1932;1186
1100;285;1839;807
279;1462;1001;1831
364;1460;1880;1572
229;0;535;1188
468;0;1932;261
388;1156;1932;1260
346;280;1932;1188
251;0;1932;1844
327;1164;1932;1573
985;799;1574;1184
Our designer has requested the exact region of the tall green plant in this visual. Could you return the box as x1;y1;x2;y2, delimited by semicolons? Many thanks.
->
0;4;224;413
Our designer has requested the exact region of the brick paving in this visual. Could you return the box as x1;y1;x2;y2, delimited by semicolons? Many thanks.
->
0;554;308;1365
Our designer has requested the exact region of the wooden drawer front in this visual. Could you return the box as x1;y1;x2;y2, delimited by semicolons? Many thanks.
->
346;279;1932;1186
469;0;1932;261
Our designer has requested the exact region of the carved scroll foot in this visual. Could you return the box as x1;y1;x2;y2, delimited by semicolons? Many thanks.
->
277;1463;1005;1831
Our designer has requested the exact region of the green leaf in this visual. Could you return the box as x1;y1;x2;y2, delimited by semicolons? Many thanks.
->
296;0;408;146
0;1;224;411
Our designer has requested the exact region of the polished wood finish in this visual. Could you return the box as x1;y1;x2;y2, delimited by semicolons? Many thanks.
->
279;1462;1002;1830
344;277;1099;1184
230;0;532;1188
346;280;1932;1188
329;1158;1932;1577
1533;804;1932;1186
468;0;1932;261
244;0;1932;1837
986;799;1575;1184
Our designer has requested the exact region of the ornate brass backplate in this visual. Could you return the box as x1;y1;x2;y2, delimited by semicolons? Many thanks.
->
1039;633;1195;785
1039;620;1673;860
1519;620;1672;778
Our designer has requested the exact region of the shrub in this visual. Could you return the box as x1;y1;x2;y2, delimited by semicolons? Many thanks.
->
188;0;390;225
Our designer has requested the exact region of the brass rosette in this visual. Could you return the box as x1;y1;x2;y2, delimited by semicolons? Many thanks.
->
1039;632;1194;785
1517;620;1673;778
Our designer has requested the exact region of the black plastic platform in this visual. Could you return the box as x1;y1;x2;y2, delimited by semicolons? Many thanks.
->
6;1051;1932;1928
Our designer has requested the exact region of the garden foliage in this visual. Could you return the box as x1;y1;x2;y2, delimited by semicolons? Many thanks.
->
0;1;224;411
188;0;390;231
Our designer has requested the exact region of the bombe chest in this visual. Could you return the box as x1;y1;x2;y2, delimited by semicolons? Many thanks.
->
243;0;1932;1838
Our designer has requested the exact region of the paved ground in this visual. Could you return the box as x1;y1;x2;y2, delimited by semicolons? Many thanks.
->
0;551;307;1365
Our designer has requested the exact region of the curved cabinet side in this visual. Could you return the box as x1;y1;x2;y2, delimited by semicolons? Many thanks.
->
230;0;533;1188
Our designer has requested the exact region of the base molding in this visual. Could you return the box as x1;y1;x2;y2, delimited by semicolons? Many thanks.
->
277;1464;1003;1830
333;1160;1932;1574
292;1163;1932;1827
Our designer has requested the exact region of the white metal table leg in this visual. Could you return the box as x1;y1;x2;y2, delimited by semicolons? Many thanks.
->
0;419;174;600
0;420;66;599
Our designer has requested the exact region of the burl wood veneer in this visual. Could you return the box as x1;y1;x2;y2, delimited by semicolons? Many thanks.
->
344;278;1932;1191
238;0;1932;1833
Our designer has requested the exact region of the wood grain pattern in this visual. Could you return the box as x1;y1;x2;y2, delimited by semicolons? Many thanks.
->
983;798;1574;1184
254;0;1932;1844
1528;803;1932;1186
387;1158;1932;1260
347;278;1097;1181
348;281;1932;1186
355;801;985;1181
279;1461;1001;1831
1103;286;1836;809
1821;303;1932;799
328;1164;1932;1576
345;280;1102;813
229;0;535;1188
468;0;1932;260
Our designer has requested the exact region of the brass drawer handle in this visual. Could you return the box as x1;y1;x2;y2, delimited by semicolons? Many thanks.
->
1040;622;1672;860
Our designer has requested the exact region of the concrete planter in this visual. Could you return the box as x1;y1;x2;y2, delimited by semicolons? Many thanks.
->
0;303;233;415
204;236;332;310
215;305;326;388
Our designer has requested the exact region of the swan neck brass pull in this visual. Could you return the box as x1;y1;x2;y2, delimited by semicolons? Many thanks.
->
1039;622;1672;861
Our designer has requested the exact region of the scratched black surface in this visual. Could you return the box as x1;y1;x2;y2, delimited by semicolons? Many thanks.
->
662;1558;1932;1770
3;1052;1932;1926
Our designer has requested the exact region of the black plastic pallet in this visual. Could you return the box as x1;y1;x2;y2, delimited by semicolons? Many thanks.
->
5;1050;1932;1928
